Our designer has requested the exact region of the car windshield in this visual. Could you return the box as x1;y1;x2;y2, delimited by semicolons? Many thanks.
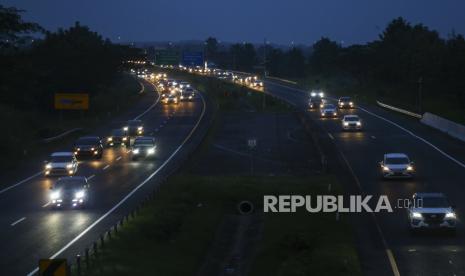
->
134;140;154;146
386;157;409;164
51;156;73;162
345;117;359;122
54;180;85;190
324;104;335;109
128;121;141;126
310;98;322;103
340;97;351;102
76;138;98;145
417;197;449;208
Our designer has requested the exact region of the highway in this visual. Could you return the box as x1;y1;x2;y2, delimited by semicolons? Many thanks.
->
263;80;465;276
0;79;210;275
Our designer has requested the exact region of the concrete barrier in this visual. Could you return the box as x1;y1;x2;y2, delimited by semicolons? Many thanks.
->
421;112;465;142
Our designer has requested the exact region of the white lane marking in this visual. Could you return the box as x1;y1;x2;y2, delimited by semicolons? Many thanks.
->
0;171;43;195
328;133;334;140
11;217;26;226
102;165;110;170
358;106;465;169
133;81;161;120
27;92;207;276
371;135;376;139
42;202;50;208
116;156;122;161
87;174;95;180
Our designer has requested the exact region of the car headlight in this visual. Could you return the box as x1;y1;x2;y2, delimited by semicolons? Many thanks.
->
75;190;85;199
107;137;113;141
311;92;316;97
333;112;337;115
343;122;349;126
123;127;128;131
382;166;390;172
66;164;73;169
148;148;155;154
407;165;414;171
356;122;361;126
349;102;353;105
50;191;60;200
122;137;127;141
91;147;95;151
138;126;143;131
321;113;325;116
412;212;422;219
45;164;52;169
133;148;140;154
446;212;456;219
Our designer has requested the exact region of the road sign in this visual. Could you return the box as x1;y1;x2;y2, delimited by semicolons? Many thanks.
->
155;50;179;65
247;138;257;149
182;51;204;66
39;259;68;276
54;93;89;110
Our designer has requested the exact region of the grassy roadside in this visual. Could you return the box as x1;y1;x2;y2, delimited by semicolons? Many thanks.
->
0;74;141;169
78;74;361;276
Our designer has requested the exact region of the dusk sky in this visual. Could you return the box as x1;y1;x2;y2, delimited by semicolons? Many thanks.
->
4;0;465;45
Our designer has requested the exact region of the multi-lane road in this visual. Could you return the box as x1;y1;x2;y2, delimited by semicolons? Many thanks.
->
0;79;210;275
263;80;465;276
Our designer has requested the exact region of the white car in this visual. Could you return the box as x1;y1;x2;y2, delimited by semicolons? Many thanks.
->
320;104;338;118
379;153;415;178
408;193;456;231
341;115;362;131
45;152;78;176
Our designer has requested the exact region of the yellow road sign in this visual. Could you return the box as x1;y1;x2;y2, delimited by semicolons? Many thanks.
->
54;93;89;110
39;259;68;276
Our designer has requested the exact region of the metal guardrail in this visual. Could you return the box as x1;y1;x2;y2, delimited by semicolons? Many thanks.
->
265;76;298;85
41;128;83;143
376;100;423;119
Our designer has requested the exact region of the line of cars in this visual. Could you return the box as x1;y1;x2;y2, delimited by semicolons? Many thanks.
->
155;76;197;105
307;91;457;232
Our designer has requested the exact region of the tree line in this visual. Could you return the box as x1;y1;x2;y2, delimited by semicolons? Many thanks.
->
0;5;144;113
204;17;465;110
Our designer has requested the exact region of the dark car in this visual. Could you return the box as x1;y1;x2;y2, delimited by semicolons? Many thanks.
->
49;176;90;208
308;97;323;109
73;136;103;159
124;120;144;136
338;96;354;109
106;129;129;147
180;87;196;101
131;137;157;160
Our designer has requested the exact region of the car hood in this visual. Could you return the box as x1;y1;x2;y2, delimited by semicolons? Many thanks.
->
411;207;452;214
322;108;336;112
49;162;72;168
385;164;409;170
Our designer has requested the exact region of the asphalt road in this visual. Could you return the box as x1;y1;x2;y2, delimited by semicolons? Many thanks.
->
263;80;465;276
0;79;210;275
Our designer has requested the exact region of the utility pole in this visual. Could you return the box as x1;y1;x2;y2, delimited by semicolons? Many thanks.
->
418;77;423;114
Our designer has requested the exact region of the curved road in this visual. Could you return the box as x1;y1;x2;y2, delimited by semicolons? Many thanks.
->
0;79;210;275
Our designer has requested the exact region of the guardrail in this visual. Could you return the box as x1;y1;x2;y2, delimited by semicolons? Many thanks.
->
265;76;298;85
41;128;83;143
376;100;423;119
421;112;465;143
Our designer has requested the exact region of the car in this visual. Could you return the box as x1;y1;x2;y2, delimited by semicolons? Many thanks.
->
131;137;157;160
49;176;89;208
106;129;129;147
338;96;354;109
124;120;144;136
251;79;264;88
44;152;78;176
179;81;190;89
308;97;323;109
379;153;415;178
162;93;179;104
73;136;103;159
408;193;457;232
320;104;338;117
310;91;324;98
341;115;362;131
180;87;196;101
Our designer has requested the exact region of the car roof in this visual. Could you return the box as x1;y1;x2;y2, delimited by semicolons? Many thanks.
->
385;153;409;158
413;192;446;198
340;96;351;100
128;120;141;123
51;152;74;157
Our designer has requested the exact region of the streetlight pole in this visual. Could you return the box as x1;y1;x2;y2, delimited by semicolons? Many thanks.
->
262;38;267;110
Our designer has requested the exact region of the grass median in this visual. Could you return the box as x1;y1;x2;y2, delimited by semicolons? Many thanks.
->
82;175;360;276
